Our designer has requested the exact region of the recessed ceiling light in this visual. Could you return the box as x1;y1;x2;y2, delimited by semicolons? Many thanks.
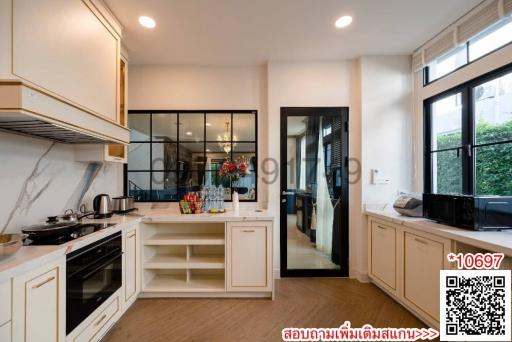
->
335;15;352;29
186;131;192;136
206;148;211;152
138;16;156;29
206;122;212;126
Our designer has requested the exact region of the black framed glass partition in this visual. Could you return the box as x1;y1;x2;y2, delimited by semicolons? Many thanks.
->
125;110;258;202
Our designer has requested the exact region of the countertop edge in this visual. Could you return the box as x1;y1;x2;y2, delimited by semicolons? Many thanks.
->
366;210;512;256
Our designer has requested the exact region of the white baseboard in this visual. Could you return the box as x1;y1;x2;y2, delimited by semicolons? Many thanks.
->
274;269;281;279
349;267;370;283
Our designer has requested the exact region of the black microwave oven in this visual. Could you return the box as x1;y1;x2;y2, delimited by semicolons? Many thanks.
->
423;193;512;230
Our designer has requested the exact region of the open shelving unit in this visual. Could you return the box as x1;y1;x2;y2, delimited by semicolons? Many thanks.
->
142;222;226;293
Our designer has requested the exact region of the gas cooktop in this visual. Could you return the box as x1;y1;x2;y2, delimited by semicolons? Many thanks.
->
24;223;116;245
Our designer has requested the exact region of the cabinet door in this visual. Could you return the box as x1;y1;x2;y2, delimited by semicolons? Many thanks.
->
403;232;444;321
227;222;272;291
12;258;65;342
12;0;119;121
124;227;139;304
370;221;396;291
0;322;11;342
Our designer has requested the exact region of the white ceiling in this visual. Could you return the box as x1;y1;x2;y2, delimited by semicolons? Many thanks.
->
106;0;481;65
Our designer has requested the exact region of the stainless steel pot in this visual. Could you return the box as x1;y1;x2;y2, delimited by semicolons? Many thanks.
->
0;234;26;258
112;196;135;213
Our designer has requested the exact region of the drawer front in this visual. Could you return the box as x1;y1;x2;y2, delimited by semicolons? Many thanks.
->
0;279;11;326
370;222;396;290
74;295;119;342
0;321;11;342
404;232;444;321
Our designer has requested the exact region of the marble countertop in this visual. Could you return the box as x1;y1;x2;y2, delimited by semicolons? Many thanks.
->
366;209;512;256
0;208;273;281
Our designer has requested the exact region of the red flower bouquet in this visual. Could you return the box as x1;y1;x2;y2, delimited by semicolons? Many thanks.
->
218;156;251;181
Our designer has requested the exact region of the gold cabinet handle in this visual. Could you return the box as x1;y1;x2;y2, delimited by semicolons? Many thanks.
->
377;225;387;230
414;237;429;245
32;276;55;289
95;313;107;326
127;232;136;238
242;229;255;233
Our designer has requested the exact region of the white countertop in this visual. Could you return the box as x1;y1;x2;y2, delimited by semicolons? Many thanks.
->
366;209;512;256
0;208;273;281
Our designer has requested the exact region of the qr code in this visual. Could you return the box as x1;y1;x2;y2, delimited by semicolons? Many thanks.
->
440;270;511;341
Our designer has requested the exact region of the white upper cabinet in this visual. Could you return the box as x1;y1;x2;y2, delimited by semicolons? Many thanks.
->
12;0;119;122
0;0;129;144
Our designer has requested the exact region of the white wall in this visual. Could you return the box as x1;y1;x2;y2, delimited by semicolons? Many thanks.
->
360;55;413;204
128;65;269;207
412;43;512;192
0;131;123;234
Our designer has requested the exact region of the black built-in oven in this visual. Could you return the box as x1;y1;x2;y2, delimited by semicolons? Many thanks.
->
66;232;122;334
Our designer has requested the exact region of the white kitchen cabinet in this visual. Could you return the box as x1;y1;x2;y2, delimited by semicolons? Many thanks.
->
0;278;11;327
71;294;120;342
124;225;140;306
0;322;11;342
226;221;273;292
369;221;396;292
402;230;449;323
74;144;127;164
12;257;65;342
0;0;129;145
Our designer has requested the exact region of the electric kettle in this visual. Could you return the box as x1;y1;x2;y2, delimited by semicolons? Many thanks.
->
93;194;113;218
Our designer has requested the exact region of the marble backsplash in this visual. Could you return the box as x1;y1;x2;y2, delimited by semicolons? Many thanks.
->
0;131;123;234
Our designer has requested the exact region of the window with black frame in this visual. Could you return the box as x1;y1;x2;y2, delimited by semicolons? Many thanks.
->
125;111;257;202
425;66;512;196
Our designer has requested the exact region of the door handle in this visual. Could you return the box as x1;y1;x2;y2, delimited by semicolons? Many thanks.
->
282;191;294;195
32;276;55;289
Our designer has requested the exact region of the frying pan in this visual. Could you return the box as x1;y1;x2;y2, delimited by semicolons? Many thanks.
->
22;220;79;240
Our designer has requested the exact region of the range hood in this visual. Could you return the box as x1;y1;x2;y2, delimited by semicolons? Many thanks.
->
0;81;129;144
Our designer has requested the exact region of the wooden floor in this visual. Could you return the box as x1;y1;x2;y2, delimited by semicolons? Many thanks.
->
104;278;426;342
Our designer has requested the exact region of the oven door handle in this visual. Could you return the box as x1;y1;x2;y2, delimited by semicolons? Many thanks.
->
77;253;123;281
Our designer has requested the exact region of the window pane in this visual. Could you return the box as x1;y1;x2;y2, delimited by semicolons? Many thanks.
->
151;172;178;201
179;113;204;141
469;18;512;61
179;142;205;170
431;93;463;150
475;143;512;196
233;113;256;141
428;45;467;82
152;113;177;142
206;142;230;160
206;113;231;141
129;114;150;141
432;149;462;194
474;71;512;145
127;143;150;170
127;172;150;201
152;143;177;170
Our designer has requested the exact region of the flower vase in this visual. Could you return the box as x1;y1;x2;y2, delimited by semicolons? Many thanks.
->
232;190;240;213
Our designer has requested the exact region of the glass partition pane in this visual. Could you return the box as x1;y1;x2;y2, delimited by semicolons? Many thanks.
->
152;113;177;142
127;172;150;201
233;113;256;141
179;113;204;141
127;143;150;170
431;93;463;150
129;114;150;141
206;113;231;141
152;143;177;170
151;172;178;201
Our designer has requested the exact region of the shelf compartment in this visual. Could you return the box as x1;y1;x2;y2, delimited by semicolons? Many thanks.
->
144;271;225;292
144;255;224;269
144;233;225;246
